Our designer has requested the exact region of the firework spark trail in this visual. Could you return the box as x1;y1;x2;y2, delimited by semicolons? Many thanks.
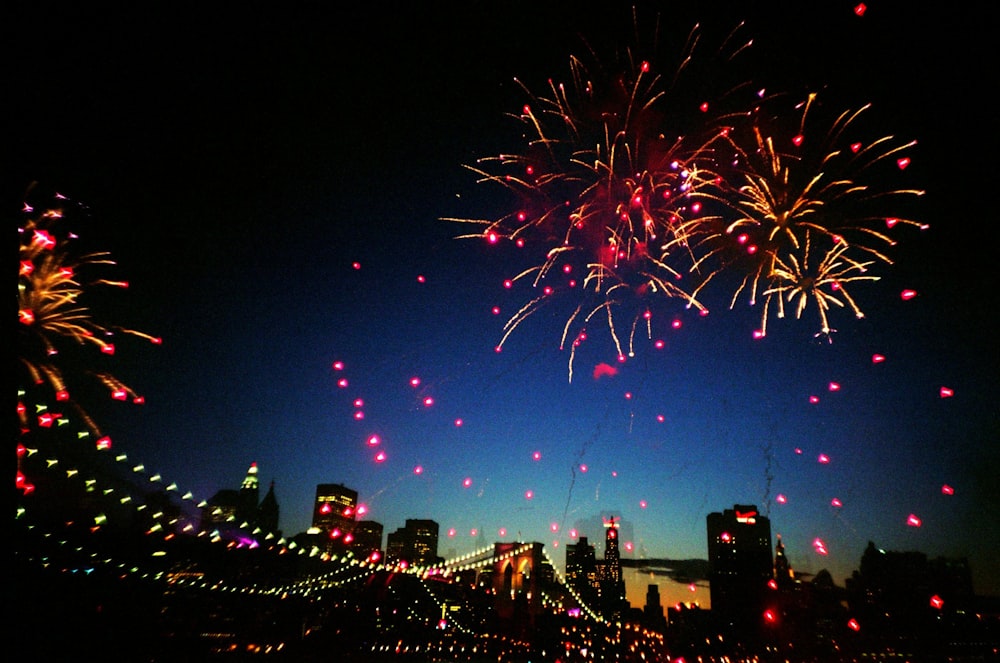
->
451;15;925;372
17;185;160;496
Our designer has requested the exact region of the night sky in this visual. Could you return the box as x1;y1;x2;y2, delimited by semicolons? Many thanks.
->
13;1;998;607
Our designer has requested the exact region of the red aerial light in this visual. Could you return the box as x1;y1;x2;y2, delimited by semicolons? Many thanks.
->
930;594;944;609
940;386;954;398
56;390;70;401
848;618;861;631
18;309;35;325
19;260;34;276
763;609;778;624
112;389;127;401
101;344;115;355
941;484;954;495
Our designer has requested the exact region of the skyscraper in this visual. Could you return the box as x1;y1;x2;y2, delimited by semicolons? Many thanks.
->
598;515;628;621
385;519;440;566
312;483;358;549
706;504;774;638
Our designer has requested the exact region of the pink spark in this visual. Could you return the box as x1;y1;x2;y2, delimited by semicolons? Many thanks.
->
851;142;863;152
699;101;709;112
848;618;861;631
795;448;802;455
941;484;954;495
352;262;361;270
900;289;917;300
775;494;787;504
624;391;632;400
374;451;387;463
416;275;425;283
498;527;507;537
831;498;843;508
768;579;778;590
753;329;765;339
654;339;665;349
111;389;127;401
818;453;830;464
656;414;665;423
688;583;697;592
487;231;499;244
809;395;820;404
569;529;579;539
550;523;559;532
413;465;423;475
897;157;911;169
454;418;463;427
503;279;513;289
939;386;954;398
332;361;344;370
101;344;115;355
367;434;380;447
337;378;348;388
886;217;899;228
872;354;886;363
462;477;472;488
469;528;478;537
447;528;456;537
854;3;867;16
491;306;501;315
792;134;804;147
828;382;840;391
930;595;944;609
671;319;682;329
624;541;634;552
532;451;542;461
525;490;534;499
906;514;922;527
423;396;434;407
96;436;112;451
353;411;365;420
579;464;588;473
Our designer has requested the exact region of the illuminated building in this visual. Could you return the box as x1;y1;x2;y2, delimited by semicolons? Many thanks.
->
706;504;773;638
312;483;358;550
385;519;440;566
565;536;599;607
598;515;628;621
200;462;280;539
351;520;384;560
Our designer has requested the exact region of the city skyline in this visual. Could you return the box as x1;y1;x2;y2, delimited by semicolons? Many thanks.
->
13;0;998;622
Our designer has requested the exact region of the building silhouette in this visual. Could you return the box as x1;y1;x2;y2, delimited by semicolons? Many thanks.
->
200;462;280;540
706;504;774;640
565;535;600;610
311;483;358;551
642;583;668;633
351;520;384;561
597;515;628;621
385;519;440;566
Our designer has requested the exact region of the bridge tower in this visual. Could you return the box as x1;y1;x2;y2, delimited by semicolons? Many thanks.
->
492;542;544;626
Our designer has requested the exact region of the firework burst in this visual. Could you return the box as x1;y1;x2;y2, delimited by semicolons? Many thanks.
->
447;18;759;378
679;92;926;336
17;186;160;490
452;15;925;368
